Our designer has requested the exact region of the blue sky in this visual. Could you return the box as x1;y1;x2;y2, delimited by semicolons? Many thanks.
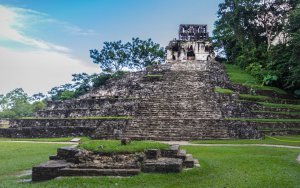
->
0;0;223;95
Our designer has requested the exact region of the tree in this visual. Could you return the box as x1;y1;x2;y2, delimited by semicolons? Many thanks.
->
129;38;165;70
0;88;46;118
213;0;298;92
284;1;300;89
90;38;165;73
72;73;94;97
255;0;292;50
90;41;130;73
30;93;46;102
48;84;74;101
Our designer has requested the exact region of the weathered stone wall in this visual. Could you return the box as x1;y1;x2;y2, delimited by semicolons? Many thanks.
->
3;60;297;139
0;126;95;138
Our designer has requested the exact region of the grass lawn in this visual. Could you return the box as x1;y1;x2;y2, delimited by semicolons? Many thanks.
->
224;64;287;95
78;139;169;153
0;142;71;188
0;141;299;188
0;137;80;142
190;135;300;146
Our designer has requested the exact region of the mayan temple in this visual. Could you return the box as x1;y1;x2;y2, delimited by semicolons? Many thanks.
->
1;24;299;140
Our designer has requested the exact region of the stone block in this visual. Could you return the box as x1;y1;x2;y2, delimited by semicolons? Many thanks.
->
59;168;140;177
161;145;180;157
145;149;161;160
183;154;195;168
121;138;131;145
142;158;183;173
32;160;72;181
57;146;79;162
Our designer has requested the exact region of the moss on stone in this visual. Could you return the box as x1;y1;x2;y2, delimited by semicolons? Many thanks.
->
214;87;234;94
78;139;168;153
225;118;300;123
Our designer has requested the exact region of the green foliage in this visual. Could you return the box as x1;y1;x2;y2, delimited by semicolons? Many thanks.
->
90;38;164;73
0;88;46;119
78;139;168;154
262;74;278;86
245;63;264;82
129;38;165;70
90;40;130;73
59;90;76;100
294;90;300;98
92;73;112;88
224;64;287;95
214;0;299;93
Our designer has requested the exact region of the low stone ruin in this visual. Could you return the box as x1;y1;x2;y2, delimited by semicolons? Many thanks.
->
32;144;199;181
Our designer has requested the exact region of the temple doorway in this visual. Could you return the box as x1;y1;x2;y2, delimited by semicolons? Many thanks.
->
187;45;195;60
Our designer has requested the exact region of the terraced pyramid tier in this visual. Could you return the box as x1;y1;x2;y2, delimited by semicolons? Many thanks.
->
1;60;299;139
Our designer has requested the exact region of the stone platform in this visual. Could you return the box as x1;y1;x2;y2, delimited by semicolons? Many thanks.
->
32;144;199;181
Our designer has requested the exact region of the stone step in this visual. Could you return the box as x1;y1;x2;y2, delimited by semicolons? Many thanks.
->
176;150;187;160
183;154;195;168
59;168;141;177
32;160;73;181
194;159;200;167
142;158;183;173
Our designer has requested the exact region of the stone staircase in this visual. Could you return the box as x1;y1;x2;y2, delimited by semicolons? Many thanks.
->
1;60;298;139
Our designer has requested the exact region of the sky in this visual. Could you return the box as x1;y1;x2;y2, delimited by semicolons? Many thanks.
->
0;0;223;95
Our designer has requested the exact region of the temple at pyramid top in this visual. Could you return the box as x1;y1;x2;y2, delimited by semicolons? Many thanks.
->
178;24;209;41
166;24;214;61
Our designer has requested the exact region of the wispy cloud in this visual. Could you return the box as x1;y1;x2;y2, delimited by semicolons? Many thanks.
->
0;5;96;52
0;5;71;52
0;5;98;95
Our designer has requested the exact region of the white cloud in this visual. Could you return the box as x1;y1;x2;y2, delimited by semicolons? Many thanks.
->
0;5;99;95
0;46;98;95
0;5;71;52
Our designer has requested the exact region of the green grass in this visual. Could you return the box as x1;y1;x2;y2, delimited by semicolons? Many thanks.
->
0;137;83;142
18;116;133;120
214;87;234;94
0;142;299;187
190;135;300;146
258;102;300;110
224;64;287;95
78;139;168;153
144;74;163;77
225;117;300;123
252;110;300;115
239;94;270;101
0;142;70;188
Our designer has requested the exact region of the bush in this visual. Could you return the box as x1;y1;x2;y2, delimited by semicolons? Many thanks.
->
245;63;264;82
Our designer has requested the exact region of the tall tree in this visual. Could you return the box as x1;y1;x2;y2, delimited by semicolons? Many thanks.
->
90;41;130;73
129;38;165;70
90;38;165;72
